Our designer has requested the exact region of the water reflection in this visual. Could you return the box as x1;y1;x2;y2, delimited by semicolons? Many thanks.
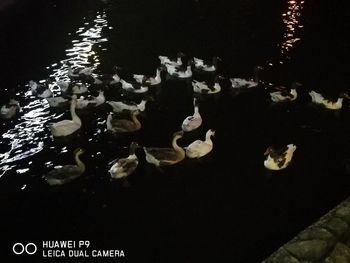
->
0;11;109;178
280;0;304;59
50;12;109;82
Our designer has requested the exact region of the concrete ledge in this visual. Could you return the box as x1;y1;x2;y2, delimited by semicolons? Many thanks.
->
264;197;350;262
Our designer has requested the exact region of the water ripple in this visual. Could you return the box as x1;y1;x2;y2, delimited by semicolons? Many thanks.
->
0;11;110;179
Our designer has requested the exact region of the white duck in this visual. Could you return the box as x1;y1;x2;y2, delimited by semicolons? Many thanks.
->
45;148;85;186
133;66;164;86
68;66;93;79
264;144;296;170
94;66;122;85
185;129;215;158
106;111;142;133
144;131;185;167
1;99;20;119
166;63;193;79
107;100;147;113
182;98;202;132
120;79;149;94
192;75;224;94
159;52;184;66
48;96;82;137
193;56;221;72
109;142;139;180
309;90;343;110
29;80;53;98
76;90;105;109
57;81;88;95
230;66;263;89
270;82;301;102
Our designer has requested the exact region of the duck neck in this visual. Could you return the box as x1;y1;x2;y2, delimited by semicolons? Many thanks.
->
128;143;138;158
75;152;85;173
193;105;200;117
107;114;113;130
70;100;81;125
138;100;147;111
155;69;161;81
131;112;141;129
172;135;185;157
205;132;213;145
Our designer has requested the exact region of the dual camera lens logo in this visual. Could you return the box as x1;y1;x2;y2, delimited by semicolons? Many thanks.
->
12;243;37;255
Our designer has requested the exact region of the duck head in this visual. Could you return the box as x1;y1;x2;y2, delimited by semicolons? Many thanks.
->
264;146;274;156
74;148;85;155
173;130;185;137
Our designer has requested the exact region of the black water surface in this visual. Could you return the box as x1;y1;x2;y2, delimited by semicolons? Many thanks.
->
0;0;350;262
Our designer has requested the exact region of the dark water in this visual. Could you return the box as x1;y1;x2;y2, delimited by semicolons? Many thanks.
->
0;0;350;262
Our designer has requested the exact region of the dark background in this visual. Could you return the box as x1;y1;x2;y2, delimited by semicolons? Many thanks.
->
0;0;350;262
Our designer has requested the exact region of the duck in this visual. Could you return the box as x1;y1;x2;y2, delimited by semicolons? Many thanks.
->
76;90;105;109
45;148;85;186
133;66;165;86
94;66;122;85
193;56;221;72
309;90;343;110
144;131;185;167
264;144;296;170
29;80;53;98
106;110;141;133
182;98;202;132
230;66;263;89
109;142;140;180
270;82;301;102
166;60;193;79
185;129;215;158
159;52;185;66
68;66;93;79
1;99;20;119
57;81;88;95
45;96;70;108
120;79;149;94
107;100;147;113
192;75;224;94
48;96;82;137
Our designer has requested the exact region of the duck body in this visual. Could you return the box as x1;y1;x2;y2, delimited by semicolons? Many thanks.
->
45;148;85;186
109;142;139;179
270;89;297;102
185;129;215;158
144;131;185;167
159;55;183;67
133;68;163;86
193;56;220;72
68;67;93;80
46;97;69;108
120;79;148;94
57;81;88;94
1;99;20;119
29;80;53;98
49;97;82;137
230;66;263;89
309;91;343;110
182;98;202;132
76;91;105;109
230;78;258;89
106;111;141;133
107;100;147;113
192;76;223;94
166;65;192;79
264;144;296;170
